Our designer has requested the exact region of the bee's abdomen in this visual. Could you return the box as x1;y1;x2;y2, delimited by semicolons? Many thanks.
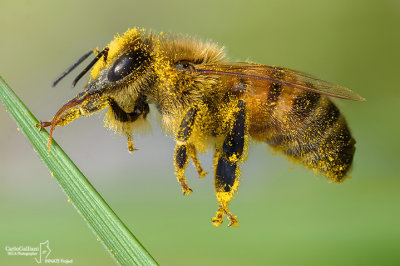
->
264;90;356;182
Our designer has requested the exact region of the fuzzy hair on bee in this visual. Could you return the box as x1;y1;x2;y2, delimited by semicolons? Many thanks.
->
38;27;365;227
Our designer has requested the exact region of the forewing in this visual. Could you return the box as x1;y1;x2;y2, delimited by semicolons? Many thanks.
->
196;63;365;101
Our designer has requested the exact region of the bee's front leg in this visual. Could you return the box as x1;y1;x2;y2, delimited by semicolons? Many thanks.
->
174;106;199;195
212;100;247;227
38;95;110;151
38;95;109;130
38;108;82;129
106;97;149;152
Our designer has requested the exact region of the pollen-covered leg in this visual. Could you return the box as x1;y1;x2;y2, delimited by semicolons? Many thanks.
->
126;133;135;152
173;106;199;195
38;94;110;150
174;144;192;195
187;144;207;178
38;108;83;129
39;94;110;130
212;100;247;227
212;155;240;227
107;97;149;153
213;205;239;227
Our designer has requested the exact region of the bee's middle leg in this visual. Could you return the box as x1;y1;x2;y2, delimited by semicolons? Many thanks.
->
174;106;199;195
187;144;207;178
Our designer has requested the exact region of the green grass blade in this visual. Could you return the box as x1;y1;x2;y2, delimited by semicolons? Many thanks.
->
0;76;158;266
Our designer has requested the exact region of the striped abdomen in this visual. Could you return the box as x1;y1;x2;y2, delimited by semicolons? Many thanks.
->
247;83;356;182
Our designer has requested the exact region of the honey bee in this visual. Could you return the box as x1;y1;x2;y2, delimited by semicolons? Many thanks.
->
38;28;364;227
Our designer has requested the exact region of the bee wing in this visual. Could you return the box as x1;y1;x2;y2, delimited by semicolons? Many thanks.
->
196;63;365;101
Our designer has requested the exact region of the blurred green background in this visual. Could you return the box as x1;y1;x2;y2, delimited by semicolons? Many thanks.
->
1;0;399;265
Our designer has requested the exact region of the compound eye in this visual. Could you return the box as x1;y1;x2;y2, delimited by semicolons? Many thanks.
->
108;49;149;82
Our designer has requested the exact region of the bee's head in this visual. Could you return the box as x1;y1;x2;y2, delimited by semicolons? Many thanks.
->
44;28;155;150
52;28;154;97
86;28;153;96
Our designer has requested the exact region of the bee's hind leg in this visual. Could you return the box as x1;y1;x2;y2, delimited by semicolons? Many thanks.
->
212;100;247;227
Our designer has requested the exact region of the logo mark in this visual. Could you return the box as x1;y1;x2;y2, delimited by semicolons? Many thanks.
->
5;240;72;264
35;240;51;263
